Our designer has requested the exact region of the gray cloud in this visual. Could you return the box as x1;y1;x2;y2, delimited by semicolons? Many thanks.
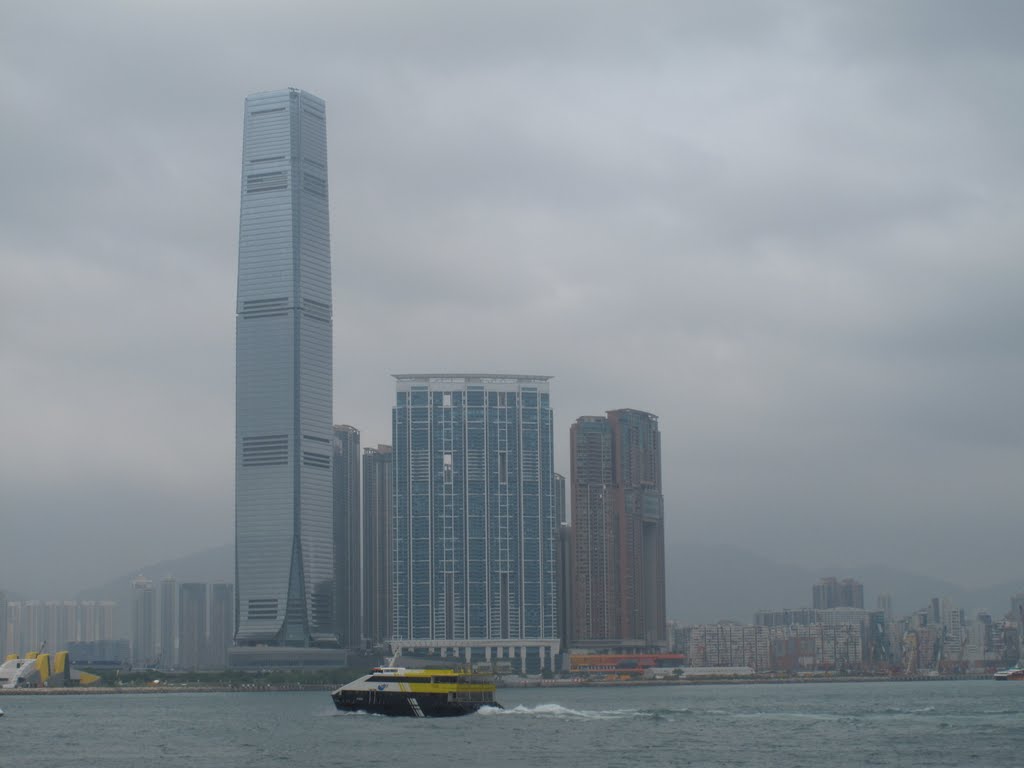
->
1;1;1021;602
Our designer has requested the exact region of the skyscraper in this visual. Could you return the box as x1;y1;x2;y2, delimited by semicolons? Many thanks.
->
159;576;177;669
554;473;573;652
0;591;7;659
235;88;335;648
813;577;864;610
362;444;393;648
179;582;207;671
391;374;559;672
333;424;361;648
570;409;666;648
208;583;234;669
130;576;156;667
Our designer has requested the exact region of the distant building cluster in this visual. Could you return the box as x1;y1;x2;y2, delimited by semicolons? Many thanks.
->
1;596;116;658
129;577;234;671
668;579;1023;675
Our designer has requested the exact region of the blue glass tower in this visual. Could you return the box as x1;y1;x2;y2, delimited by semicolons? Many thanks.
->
234;89;335;647
391;375;559;673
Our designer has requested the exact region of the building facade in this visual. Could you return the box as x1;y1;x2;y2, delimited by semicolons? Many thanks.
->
159;576;177;669
234;88;335;647
362;444;394;648
333;425;361;648
179;582;208;671
813;577;864;610
553;473;572;653
130;576;156;667
208;583;234;669
570;409;666;648
391;374;559;672
0;591;7;659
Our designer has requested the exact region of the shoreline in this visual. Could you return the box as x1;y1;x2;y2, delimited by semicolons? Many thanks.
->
0;674;995;696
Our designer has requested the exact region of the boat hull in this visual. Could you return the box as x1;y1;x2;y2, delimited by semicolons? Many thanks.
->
993;668;1024;681
332;690;492;717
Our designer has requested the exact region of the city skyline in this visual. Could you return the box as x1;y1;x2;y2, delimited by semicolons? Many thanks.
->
234;88;336;648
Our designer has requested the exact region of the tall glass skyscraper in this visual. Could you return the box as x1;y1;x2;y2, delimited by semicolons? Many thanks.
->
362;444;394;648
158;576;177;669
332;424;361;649
391;374;559;673
235;89;335;647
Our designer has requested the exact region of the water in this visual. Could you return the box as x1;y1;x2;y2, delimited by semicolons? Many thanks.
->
3;680;1023;767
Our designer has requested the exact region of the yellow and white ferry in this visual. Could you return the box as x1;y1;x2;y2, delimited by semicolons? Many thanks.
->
330;666;500;717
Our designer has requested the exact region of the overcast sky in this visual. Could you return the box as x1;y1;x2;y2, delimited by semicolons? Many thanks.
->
2;1;1022;602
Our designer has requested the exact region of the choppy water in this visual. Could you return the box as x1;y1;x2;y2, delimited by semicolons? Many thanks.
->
3;680;1023;767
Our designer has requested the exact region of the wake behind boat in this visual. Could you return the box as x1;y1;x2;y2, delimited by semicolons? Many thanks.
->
331;666;500;717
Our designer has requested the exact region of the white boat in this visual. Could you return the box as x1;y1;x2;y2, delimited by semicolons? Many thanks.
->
993;666;1024;681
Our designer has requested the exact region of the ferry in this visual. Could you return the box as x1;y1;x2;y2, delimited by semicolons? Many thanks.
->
331;666;500;717
993;666;1024;681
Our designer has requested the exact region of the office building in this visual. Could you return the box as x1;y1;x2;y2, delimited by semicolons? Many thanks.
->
0;591;7;659
813;577;864;610
391;374;559;672
553;473;572;653
876;593;893;622
754;607;819;627
131;575;156;666
234;88;335;647
208;583;234;669
333;424;361;648
179;582;208;671
52;602;78;651
159;576;177;669
362;444;393;648
570;409;666;648
1010;593;1024;624
79;601;116;643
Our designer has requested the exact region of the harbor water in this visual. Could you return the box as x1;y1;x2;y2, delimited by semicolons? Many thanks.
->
3;680;1023;767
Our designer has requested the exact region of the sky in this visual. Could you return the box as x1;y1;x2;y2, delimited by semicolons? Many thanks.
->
1;1;1022;602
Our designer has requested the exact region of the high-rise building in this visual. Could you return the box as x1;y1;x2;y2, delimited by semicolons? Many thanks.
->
208;583;234;669
179;582;208;671
159;576;177;669
43;601;77;654
18;601;44;654
333;425;361;648
234;88;335;648
813;577;864;610
1010;593;1024;624
554;473;572;653
570;409;666;648
876;593;893;622
0;590;7;659
130;575;156;666
391;374;559;672
362;444;393;648
78;601;116;643
570;416;614;643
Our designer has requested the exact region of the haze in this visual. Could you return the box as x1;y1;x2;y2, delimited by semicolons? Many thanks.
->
1;1;1021;607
